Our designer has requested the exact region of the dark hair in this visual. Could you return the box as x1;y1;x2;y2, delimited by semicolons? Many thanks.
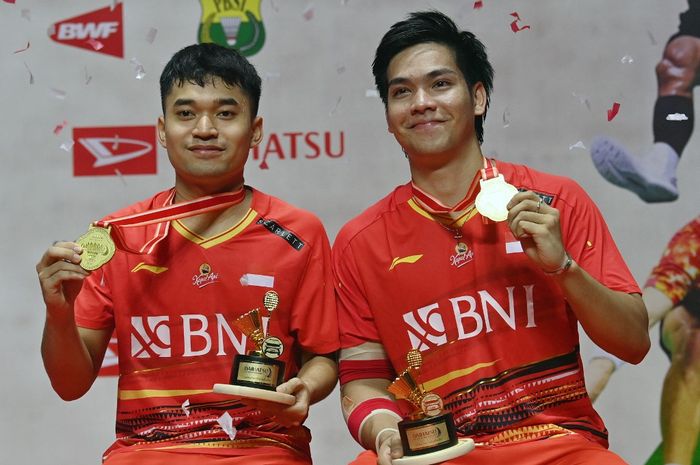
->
372;11;494;144
159;43;262;118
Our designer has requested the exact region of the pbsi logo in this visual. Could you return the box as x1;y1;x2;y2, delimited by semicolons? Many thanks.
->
73;126;157;176
48;3;124;58
198;0;265;57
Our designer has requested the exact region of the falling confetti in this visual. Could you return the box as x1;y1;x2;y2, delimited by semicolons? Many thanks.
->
114;169;127;186
647;30;657;46
569;141;586;151
329;96;342;116
607;102;621;121
13;41;30;54
217;412;237;440
474;1;483;9
572;92;591;111
111;135;120;150
53;120;68;135
146;27;158;44
86;38;104;51
23;62;34;84
666;113;688;121
60;140;74;152
620;55;634;64
509;12;530;33
302;4;314;21
502;108;510;128
130;57;146;80
21;8;30;20
336;65;346;74
3;0;17;4
85;66;92;85
50;88;67;99
181;399;191;417
365;89;379;98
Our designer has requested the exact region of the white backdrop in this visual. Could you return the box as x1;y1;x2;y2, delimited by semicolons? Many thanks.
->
1;1;697;464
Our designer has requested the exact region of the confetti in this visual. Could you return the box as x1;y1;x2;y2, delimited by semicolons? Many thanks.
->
50;88;67;99
114;169;127;185
620;55;634;64
3;0;17;4
502;108;510;128
647;30;657;46
13;41;30;54
302;4;314;20
21;8;30;20
181;399;191;417
336;65;346;74
53;120;68;135
509;12;530;33
60;140;74;152
569;141;586;151
23;62;34;84
365;89;379;98
85;66;92;85
146;28;158;44
666;113;689;121
86;38;104;51
263;71;280;81
572;92;591;111
474;1;483;9
217;412;237;440
111;135;120;150
607;102;621;121
129;57;146;80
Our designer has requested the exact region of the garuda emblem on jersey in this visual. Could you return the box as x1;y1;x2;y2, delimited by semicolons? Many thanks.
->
198;0;266;57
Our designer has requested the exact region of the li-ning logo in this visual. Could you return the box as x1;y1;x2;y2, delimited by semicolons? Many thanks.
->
131;316;171;358
193;263;220;288
73;126;157;176
198;0;265;57
48;3;124;58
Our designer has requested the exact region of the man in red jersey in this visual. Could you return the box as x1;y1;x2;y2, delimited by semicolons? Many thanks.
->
333;11;649;465
36;43;338;464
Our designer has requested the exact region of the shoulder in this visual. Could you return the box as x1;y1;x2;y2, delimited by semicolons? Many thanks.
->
497;160;591;207
334;184;410;254
252;188;329;243
100;188;174;221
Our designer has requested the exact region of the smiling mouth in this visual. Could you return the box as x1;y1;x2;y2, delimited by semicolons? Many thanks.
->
189;145;224;155
410;120;444;129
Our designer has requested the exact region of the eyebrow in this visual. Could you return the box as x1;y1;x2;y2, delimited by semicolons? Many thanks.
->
172;97;240;107
388;68;458;87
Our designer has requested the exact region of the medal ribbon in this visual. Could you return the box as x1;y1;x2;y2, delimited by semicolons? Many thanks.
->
411;158;496;214
94;187;246;254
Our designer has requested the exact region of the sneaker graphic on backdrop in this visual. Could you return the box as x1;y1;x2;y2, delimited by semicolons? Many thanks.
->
590;136;680;203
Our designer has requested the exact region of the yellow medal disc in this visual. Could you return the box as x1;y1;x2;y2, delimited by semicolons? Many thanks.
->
76;226;116;270
474;174;519;222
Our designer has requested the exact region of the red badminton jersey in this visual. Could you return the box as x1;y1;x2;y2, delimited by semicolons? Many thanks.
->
74;187;339;461
333;161;639;447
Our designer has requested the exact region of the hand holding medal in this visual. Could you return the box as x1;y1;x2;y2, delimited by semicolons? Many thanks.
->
474;158;518;222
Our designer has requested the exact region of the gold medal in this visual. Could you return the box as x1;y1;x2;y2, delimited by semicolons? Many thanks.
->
474;174;518;222
76;226;116;270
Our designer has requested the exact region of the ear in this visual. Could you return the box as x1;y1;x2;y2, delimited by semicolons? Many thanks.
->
250;116;264;148
472;82;487;116
157;116;167;148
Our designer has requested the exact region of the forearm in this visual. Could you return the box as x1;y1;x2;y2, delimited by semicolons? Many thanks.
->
41;313;99;400
342;378;401;451
297;352;338;404
555;261;650;363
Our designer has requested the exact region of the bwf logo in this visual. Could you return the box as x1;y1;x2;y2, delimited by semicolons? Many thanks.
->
48;3;124;58
73;126;157;176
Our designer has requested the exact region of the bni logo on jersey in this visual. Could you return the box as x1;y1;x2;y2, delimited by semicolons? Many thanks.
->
73;126;157;176
48;3;124;58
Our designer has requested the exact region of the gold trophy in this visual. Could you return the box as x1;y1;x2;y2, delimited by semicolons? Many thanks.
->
213;291;294;405
388;350;473;465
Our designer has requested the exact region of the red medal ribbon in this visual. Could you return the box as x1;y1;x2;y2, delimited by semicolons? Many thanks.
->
94;187;246;254
411;158;497;214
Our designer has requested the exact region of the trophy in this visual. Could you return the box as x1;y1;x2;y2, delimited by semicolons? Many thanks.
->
387;350;474;465
213;291;294;405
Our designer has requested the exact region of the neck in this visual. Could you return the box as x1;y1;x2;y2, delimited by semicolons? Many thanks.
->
409;148;484;207
173;178;245;203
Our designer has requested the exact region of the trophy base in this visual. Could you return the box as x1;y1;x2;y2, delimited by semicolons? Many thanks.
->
213;383;295;405
392;438;475;465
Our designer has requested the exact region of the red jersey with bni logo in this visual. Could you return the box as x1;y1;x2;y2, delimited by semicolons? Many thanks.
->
333;161;640;447
73;187;339;460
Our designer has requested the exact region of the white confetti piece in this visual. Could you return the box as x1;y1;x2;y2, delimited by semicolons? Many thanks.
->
620;55;634;64
50;88;67;99
217;412;237;440
568;141;586;150
130;57;146;80
666;113;688;121
365;89;379;98
146;28;158;44
60;140;74;152
302;3;314;20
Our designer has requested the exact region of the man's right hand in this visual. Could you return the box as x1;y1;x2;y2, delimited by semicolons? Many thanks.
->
376;429;403;465
36;241;89;317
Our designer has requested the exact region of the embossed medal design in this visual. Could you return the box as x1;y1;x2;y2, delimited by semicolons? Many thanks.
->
76;226;116;270
474;174;518;222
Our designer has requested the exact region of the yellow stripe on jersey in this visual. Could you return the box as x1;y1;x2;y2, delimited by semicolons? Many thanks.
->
143;438;297;451
131;262;168;274
118;388;212;400
172;209;258;249
407;199;479;227
422;360;499;392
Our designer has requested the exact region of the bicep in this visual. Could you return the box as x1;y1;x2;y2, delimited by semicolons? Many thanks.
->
77;326;113;376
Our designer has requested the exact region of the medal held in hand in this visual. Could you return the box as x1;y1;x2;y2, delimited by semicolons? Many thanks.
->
388;350;474;465
213;291;294;405
76;226;116;271
474;158;518;222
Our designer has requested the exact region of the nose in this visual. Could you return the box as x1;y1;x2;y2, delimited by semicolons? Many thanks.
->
411;88;436;114
192;115;218;139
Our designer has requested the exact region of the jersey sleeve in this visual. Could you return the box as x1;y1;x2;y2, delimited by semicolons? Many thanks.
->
74;267;115;330
288;220;340;355
557;179;640;294
332;229;382;349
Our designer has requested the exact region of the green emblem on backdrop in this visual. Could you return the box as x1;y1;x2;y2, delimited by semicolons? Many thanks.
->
198;0;266;57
